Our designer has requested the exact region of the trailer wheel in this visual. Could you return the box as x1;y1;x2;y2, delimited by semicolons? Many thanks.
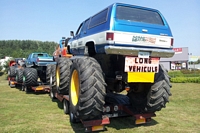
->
9;80;15;88
128;64;172;113
69;57;106;120
50;87;56;99
23;68;38;86
21;85;25;91
50;65;56;99
24;86;28;92
63;99;69;114
8;66;16;77
70;111;78;123
10;84;15;88
56;57;72;94
16;68;23;83
24;86;31;93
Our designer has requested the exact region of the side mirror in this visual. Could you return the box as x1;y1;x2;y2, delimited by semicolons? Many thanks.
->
70;31;74;37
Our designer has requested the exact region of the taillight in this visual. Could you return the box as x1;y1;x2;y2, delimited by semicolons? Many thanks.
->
37;58;39;62
171;38;174;46
106;32;114;40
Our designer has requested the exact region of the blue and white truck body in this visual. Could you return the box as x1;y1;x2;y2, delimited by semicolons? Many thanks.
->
68;3;174;58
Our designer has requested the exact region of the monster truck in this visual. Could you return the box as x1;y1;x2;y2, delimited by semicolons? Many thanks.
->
55;3;174;122
22;52;56;90
8;58;25;88
46;37;73;99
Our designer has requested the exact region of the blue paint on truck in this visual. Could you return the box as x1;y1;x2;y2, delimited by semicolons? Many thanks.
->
68;3;174;58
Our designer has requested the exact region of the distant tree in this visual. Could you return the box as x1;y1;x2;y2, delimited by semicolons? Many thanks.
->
197;59;200;64
0;40;58;58
0;54;4;59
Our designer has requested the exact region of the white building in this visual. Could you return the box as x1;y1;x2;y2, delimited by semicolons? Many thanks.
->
160;47;189;71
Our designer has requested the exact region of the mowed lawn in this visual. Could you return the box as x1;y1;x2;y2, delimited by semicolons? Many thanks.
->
0;74;200;133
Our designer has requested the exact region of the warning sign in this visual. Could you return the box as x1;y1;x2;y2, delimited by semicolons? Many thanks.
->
173;48;182;54
125;57;160;73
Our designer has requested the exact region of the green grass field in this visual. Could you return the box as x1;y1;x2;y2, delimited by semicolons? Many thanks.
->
0;73;200;133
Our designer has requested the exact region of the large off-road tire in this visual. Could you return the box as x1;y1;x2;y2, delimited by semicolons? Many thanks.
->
56;57;72;94
8;66;16;77
145;64;172;112
50;64;56;86
16;68;23;83
23;68;38;86
69;57;106;121
127;64;172;113
38;69;46;83
46;65;52;84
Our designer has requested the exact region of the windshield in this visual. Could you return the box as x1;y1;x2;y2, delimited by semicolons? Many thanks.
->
116;6;164;25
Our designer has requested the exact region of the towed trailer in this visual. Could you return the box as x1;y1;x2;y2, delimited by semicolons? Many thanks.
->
51;88;156;132
55;93;110;132
8;77;21;88
8;74;52;93
21;82;51;93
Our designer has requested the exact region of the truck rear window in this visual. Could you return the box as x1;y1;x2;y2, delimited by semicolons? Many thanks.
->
38;54;48;57
116;6;164;25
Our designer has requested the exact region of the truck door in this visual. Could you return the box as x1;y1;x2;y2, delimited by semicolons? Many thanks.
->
71;19;90;55
76;19;90;54
70;23;83;54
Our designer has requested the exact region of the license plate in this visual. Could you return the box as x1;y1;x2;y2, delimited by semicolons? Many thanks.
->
138;51;150;58
125;57;159;73
135;118;146;124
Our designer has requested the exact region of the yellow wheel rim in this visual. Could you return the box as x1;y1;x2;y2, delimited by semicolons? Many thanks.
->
56;66;60;87
71;70;79;106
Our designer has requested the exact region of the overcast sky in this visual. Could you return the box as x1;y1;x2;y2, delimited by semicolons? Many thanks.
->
0;0;200;55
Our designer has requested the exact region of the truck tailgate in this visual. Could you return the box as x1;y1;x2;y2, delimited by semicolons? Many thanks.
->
37;57;54;62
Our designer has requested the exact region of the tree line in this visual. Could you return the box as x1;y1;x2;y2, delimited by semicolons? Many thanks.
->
0;40;58;59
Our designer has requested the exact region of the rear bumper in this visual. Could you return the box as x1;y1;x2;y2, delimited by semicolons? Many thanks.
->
105;46;174;58
36;61;56;66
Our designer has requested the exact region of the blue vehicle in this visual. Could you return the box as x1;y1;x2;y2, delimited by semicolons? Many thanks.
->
22;52;56;88
54;3;174;125
68;3;174;57
26;52;55;67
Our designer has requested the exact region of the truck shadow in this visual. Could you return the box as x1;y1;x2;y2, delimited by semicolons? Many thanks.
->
70;116;158;133
20;89;64;110
15;85;23;91
0;72;4;76
70;123;85;133
51;98;63;110
106;116;158;131
15;85;64;110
